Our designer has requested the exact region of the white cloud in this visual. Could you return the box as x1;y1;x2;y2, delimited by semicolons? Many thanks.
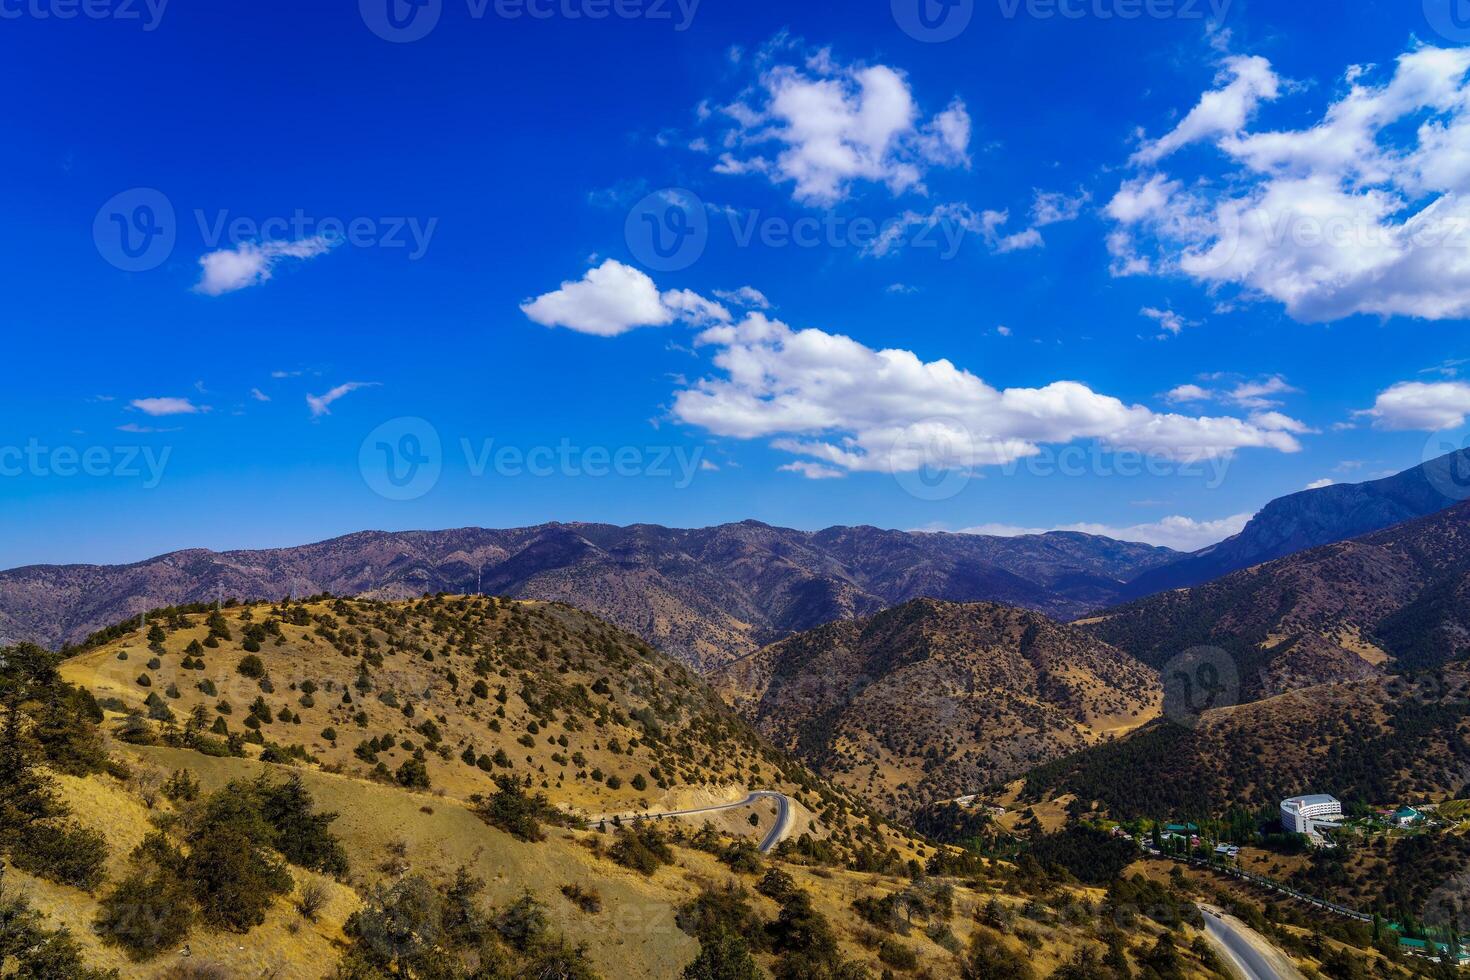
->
1304;477;1336;489
1131;54;1280;165
1110;45;1470;322
1166;384;1211;403
1360;380;1470;430
250;388;271;403
194;237;334;296
710;46;970;205
520;259;728;336
996;325;1012;337
778;461;846;479
130;397;202;417
886;283;918;295
1228;375;1298;409
306;382;379;418
713;286;771;309
962;512;1252;551
1140;306;1193;336
1247;410;1316;434
1030;188;1091;226
661;289;733;327
670;309;1305;479
979;209;1045;253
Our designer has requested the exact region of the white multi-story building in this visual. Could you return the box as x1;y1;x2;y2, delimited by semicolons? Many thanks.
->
1281;794;1343;834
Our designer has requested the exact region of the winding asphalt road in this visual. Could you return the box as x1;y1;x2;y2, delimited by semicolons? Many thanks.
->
595;790;795;853
1198;905;1305;980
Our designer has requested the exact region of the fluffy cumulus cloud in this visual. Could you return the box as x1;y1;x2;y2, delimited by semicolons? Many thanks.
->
520;259;730;337
1108;45;1470;322
962;512;1252;552
195;237;334;296
1360;380;1470;430
669;310;1305;479
710;44;970;205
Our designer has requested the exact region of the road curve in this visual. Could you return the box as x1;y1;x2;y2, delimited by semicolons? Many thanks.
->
593;790;795;853
1198;905;1304;980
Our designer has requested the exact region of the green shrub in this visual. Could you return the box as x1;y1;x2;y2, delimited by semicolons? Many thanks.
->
10;821;109;890
608;823;672;875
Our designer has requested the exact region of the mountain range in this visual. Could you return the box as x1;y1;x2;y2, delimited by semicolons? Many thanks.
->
1084;498;1470;701
4;449;1468;681
0;521;1176;667
1120;449;1470;598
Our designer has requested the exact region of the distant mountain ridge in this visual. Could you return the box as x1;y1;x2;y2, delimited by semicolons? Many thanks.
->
0;521;1177;668
1121;448;1470;599
1084;498;1470;701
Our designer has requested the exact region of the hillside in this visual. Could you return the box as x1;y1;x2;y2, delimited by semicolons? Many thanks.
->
715;599;1162;817
1083;499;1470;701
0;522;1177;670
61;595;896;848
0;598;1239;979
1018;665;1470;821
1122;448;1470;599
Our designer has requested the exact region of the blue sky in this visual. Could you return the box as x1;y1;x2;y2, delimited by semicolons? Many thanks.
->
3;0;1470;568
